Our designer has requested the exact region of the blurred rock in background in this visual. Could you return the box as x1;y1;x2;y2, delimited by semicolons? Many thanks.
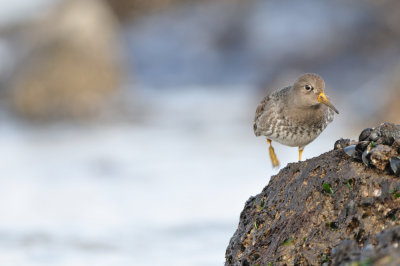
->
5;0;123;121
1;0;399;123
105;0;205;21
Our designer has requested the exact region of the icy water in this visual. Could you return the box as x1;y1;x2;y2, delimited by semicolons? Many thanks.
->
0;87;346;266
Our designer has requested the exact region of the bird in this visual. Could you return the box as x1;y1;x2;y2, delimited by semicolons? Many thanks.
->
253;73;339;168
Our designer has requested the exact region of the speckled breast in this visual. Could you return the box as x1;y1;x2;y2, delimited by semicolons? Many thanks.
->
269;123;328;148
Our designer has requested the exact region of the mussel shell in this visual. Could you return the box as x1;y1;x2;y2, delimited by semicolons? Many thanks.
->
355;141;370;153
390;157;400;176
362;149;370;166
376;123;400;145
392;138;400;153
359;128;373;141
369;131;381;142
344;145;357;157
334;138;351;150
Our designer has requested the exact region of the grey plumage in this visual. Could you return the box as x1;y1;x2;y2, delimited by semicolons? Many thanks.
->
254;73;338;166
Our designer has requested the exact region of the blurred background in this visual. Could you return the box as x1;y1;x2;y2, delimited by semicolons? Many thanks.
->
0;0;399;265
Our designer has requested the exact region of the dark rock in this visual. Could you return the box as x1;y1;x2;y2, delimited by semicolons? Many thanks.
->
226;124;400;266
333;227;400;265
331;239;360;265
360;197;374;207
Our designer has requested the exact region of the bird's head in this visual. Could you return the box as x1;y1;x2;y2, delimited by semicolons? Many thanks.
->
292;73;339;114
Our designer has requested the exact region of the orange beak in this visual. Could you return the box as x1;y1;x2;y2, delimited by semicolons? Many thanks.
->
318;92;339;114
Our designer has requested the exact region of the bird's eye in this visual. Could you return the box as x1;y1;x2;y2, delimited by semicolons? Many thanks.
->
305;85;313;91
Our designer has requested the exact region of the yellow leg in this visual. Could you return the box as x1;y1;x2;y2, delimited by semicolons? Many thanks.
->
267;139;280;168
298;147;304;161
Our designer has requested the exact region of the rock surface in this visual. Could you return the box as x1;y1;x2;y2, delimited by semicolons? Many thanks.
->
226;124;400;265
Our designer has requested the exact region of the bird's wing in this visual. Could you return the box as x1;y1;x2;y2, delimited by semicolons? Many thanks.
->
254;95;270;124
253;94;274;136
253;86;290;136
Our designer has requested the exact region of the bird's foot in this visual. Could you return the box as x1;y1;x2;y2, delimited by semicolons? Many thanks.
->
269;146;280;168
298;148;304;161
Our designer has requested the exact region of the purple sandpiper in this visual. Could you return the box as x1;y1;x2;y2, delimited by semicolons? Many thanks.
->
254;73;339;167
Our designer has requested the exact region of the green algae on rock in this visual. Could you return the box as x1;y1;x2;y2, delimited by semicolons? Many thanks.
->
226;124;400;265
